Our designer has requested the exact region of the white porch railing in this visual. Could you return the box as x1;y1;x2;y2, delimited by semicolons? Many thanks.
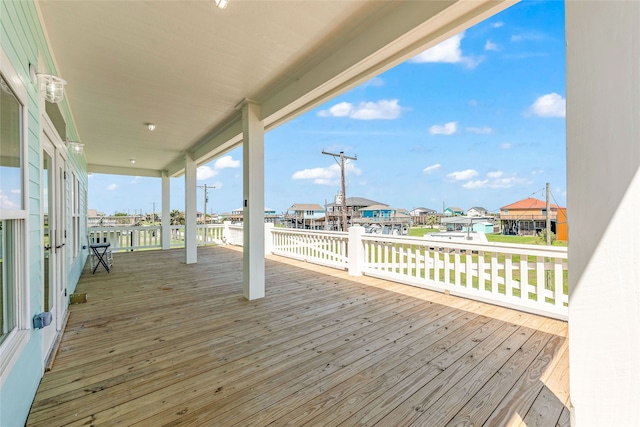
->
271;228;348;269
88;223;568;320
88;224;224;252
357;231;568;320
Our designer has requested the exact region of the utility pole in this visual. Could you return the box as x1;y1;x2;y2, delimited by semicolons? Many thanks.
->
197;184;215;225
545;182;552;289
546;182;551;245
150;202;157;224
322;150;357;232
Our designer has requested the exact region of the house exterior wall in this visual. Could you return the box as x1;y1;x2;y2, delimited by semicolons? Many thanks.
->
0;2;87;425
567;2;640;425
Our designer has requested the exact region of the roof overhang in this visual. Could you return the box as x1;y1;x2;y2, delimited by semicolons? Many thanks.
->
36;0;516;177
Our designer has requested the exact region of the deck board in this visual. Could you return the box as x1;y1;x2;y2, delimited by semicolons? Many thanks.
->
27;246;569;426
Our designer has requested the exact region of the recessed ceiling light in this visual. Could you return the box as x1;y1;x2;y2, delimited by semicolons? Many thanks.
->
130;159;136;164
147;123;156;131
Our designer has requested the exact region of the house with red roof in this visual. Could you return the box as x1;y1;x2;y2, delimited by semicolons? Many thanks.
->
500;197;566;238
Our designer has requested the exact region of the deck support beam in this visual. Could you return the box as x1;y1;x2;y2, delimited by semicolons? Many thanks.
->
567;2;640;425
184;151;197;264
239;100;265;300
161;171;171;250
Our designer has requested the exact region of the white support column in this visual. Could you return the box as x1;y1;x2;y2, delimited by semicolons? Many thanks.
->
161;171;171;250
566;3;640;426
239;99;265;300
184;152;197;264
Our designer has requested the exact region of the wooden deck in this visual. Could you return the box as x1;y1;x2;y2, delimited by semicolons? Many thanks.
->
27;246;570;426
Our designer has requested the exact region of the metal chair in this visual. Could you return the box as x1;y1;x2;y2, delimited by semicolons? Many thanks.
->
88;234;113;273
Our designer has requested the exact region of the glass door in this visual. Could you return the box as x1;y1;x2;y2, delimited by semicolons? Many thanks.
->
41;133;67;361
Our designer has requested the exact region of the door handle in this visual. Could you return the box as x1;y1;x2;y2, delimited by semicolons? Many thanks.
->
55;243;65;249
44;245;52;250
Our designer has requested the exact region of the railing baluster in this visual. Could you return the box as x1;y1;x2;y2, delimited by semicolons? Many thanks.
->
536;256;545;303
505;254;513;297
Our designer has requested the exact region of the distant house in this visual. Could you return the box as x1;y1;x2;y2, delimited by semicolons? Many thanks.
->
467;207;489;217
326;196;386;230
409;207;439;226
360;204;396;219
500;197;565;237
228;207;281;224
444;207;464;216
286;203;325;229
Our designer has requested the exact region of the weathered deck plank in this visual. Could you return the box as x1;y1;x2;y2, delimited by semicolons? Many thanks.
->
27;246;569;426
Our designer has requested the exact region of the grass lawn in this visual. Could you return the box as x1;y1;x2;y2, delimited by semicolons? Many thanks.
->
485;234;567;247
408;227;440;237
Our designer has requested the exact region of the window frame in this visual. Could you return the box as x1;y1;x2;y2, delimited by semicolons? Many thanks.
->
0;44;31;386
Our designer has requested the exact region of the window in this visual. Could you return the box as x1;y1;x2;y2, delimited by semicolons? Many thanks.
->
0;50;29;378
71;172;80;259
0;76;22;210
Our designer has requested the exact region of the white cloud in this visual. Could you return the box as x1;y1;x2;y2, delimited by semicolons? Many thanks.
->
462;180;489;189
292;162;361;186
361;77;384;88
491;22;504;28
429;122;457;135
411;32;483;69
500;143;512;150
423;164;441;174
214;155;240;170
528;93;566;118
318;102;352;118
0;193;18;210
485;40;499;51
10;189;20;194
466;126;494;134
447;169;478;181
197;166;218;180
107;184;118;191
461;172;526;189
318;99;406;120
197;155;241;181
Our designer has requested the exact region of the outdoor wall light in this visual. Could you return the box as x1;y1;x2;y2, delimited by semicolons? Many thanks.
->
67;141;84;154
214;0;228;9
147;123;156;131
37;73;66;103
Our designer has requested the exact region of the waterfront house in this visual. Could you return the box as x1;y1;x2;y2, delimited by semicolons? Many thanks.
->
285;203;325;229
500;197;564;236
467;206;489;217
0;1;638;425
444;206;464;216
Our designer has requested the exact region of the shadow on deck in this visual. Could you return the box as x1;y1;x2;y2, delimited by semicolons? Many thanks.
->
27;246;570;426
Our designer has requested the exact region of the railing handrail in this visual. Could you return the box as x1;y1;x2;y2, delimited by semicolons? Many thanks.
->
363;234;568;258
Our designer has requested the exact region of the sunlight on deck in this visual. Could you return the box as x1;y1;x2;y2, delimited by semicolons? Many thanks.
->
27;246;570;426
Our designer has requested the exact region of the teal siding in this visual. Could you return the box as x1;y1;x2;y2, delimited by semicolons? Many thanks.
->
0;339;42;426
1;1;86;425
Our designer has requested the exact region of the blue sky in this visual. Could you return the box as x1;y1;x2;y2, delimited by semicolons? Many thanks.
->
88;0;566;216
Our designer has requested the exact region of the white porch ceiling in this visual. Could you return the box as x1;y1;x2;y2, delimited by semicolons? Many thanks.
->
36;0;514;177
